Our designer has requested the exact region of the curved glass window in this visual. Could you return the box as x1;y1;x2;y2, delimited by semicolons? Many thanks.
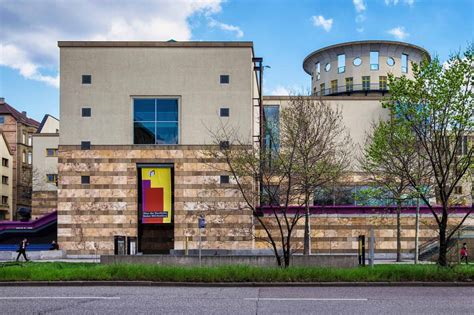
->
387;57;395;66
324;63;331;72
353;57;362;66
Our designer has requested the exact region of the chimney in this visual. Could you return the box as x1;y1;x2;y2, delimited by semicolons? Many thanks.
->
0;97;4;104
22;111;27;116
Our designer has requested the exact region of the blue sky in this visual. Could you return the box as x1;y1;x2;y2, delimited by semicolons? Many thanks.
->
0;0;473;121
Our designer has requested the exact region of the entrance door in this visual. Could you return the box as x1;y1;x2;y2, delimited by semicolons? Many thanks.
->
137;165;174;254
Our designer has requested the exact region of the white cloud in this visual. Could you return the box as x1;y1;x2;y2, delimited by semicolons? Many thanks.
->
387;26;410;40
356;27;365;33
269;85;291;96
311;15;333;32
353;0;366;13
0;0;225;87
208;18;244;38
385;0;414;6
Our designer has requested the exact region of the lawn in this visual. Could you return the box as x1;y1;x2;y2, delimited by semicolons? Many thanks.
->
0;263;473;282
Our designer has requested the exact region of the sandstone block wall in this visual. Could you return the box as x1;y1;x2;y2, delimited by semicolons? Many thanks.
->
57;145;253;255
31;191;57;219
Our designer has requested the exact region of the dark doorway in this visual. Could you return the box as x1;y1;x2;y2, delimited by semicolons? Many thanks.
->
137;164;174;254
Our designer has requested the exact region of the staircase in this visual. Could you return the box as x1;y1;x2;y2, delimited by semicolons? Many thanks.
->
0;211;57;247
418;226;474;261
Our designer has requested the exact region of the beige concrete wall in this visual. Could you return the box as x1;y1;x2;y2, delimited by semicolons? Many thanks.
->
40;116;59;133
32;134;59;192
0;135;13;220
59;46;255;146
262;96;389;169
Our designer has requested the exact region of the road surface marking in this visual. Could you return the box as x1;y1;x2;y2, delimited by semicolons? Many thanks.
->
244;298;367;301
0;297;120;300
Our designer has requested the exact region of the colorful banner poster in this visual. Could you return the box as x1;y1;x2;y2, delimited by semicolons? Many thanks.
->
141;167;172;224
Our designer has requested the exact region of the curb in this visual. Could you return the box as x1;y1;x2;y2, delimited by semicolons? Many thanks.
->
0;281;473;287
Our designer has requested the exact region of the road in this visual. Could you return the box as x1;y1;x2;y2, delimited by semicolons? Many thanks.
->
0;286;472;314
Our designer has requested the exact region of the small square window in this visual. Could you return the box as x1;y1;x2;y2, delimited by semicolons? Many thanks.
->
2;196;8;205
454;186;463;194
2;158;8;167
81;141;91;150
82;75;92;84
82;108;91;117
220;75;230;84
81;176;90;185
219;141;230;150
2;176;8;185
220;175;229;184
220;108;230;117
0;116;4;124
46;174;58;186
46;148;58;157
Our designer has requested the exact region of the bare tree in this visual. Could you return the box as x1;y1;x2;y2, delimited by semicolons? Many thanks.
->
280;95;352;255
205;122;304;267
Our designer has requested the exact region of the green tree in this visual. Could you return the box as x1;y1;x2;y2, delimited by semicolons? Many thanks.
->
383;46;473;266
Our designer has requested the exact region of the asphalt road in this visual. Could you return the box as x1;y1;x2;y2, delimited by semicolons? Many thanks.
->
0;286;472;314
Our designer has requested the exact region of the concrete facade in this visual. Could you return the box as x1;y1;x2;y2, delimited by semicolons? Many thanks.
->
0;133;13;220
32;115;60;218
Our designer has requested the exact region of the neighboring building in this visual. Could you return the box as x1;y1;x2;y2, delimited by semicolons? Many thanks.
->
32;114;60;219
58;41;259;255
0;98;39;220
0;133;13;220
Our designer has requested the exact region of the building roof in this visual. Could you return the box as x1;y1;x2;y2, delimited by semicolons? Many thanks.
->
58;41;254;48
37;114;59;134
302;40;431;74
0;101;40;128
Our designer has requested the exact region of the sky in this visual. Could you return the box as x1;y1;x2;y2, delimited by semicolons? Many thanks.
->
0;0;473;122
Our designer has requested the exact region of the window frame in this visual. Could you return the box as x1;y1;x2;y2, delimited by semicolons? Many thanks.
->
133;97;180;145
330;79;338;94
345;77;354;92
370;51;379;71
82;75;92;84
379;76;388;90
81;107;92;117
220;108;230;117
362;76;371;90
46;148;58;157
315;62;321;80
337;54;346;73
2;158;8;167
27;152;32;165
0;116;4;125
401;54;409;73
220;75;230;84
2;176;8;185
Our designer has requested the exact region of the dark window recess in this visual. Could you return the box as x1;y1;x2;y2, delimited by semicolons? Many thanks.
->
82;108;91;117
81;176;90;185
1;158;8;167
2;176;8;185
220;175;230;184
81;141;91;150
82;75;92;84
220;108;230;117
220;75;230;84
219;141;230;150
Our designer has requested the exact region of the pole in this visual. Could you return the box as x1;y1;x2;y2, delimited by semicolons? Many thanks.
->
258;61;265;205
415;197;420;264
198;224;202;267
369;227;375;267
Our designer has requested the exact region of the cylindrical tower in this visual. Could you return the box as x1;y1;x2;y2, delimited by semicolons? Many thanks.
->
302;40;430;96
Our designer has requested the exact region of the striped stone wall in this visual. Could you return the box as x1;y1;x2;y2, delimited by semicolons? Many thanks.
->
57;145;253;255
255;214;474;255
31;191;57;219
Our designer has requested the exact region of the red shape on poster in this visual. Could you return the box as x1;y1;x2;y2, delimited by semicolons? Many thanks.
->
143;187;164;223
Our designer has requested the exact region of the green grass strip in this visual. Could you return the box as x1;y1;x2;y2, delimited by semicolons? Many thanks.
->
0;263;472;282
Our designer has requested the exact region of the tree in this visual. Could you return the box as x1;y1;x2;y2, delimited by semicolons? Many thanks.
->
280;95;351;255
360;120;432;262
383;46;473;266
205;123;304;267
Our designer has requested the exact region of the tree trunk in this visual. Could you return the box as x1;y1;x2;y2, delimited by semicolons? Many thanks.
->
438;218;448;267
396;200;402;262
303;199;311;256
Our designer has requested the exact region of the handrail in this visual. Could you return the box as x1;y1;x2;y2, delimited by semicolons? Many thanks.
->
314;83;389;96
0;211;57;232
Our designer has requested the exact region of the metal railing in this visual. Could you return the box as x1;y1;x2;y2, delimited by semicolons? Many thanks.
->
314;83;389;96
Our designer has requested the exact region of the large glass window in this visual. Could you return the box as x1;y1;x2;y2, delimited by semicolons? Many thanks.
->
370;51;379;70
133;98;179;145
331;80;338;94
337;54;345;73
264;105;280;161
401;54;408;73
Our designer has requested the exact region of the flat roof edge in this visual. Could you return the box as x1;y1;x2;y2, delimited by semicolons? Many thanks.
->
58;41;254;48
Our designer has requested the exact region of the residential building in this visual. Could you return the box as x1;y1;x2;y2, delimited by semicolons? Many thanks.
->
32;114;60;218
0;133;13;220
0;98;39;220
